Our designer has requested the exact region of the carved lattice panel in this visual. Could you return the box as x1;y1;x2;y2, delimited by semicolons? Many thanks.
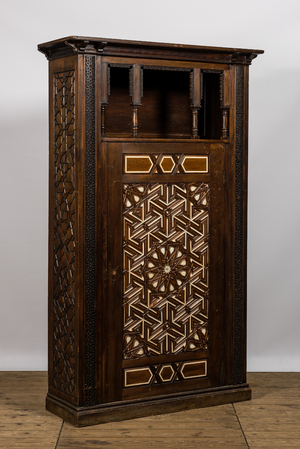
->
53;70;76;396
123;183;210;360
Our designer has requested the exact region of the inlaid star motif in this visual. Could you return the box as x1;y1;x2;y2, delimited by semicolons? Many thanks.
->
123;183;210;358
142;242;191;295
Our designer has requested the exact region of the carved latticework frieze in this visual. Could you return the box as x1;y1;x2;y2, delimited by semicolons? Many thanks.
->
84;56;96;406
234;65;245;384
53;70;76;396
123;183;210;360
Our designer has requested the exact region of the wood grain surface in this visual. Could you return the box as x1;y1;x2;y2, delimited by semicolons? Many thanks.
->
0;372;299;448
41;42;259;423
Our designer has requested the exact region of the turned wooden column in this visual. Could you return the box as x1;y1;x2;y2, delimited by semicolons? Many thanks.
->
130;64;143;137
100;62;110;136
220;71;230;140
190;68;202;139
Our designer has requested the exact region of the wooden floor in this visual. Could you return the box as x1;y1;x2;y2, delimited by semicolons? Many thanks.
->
0;373;300;448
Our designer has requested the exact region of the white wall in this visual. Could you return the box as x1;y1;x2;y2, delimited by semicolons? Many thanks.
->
1;0;299;371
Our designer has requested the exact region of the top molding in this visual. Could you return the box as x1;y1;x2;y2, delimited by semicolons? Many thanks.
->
38;36;264;65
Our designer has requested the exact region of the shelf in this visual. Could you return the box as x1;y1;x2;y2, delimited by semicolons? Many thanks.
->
102;66;225;139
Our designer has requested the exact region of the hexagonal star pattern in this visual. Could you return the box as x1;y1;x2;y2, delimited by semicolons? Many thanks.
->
123;183;210;359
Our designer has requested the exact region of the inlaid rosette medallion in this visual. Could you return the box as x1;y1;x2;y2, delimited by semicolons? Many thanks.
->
123;182;210;360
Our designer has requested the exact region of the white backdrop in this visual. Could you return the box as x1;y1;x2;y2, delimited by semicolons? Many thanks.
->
1;0;299;371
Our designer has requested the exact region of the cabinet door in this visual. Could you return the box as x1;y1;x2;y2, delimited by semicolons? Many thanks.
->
99;141;227;403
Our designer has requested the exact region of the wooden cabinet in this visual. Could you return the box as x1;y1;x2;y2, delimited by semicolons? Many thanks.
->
38;36;263;426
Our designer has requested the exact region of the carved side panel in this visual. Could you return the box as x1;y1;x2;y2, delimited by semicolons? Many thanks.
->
84;56;96;406
234;65;245;384
123;183;210;360
53;70;76;397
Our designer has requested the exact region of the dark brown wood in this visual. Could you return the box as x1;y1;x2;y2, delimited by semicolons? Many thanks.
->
132;106;139;137
46;385;251;427
191;108;199;138
221;108;229;139
130;64;142;137
223;64;236;385
190;68;202;138
130;64;142;105
95;55;103;406
48;55;81;407
104;142;123;403
100;61;109;135
2;372;300;448
39;36;263;427
38;36;263;64
103;55;230;70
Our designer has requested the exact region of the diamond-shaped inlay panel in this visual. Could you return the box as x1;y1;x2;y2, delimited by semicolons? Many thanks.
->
123;183;210;360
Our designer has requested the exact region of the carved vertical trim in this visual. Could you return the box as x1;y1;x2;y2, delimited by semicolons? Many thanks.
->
84;55;96;405
219;71;224;106
234;65;245;384
189;68;202;108
220;71;229;139
129;64;143;105
101;62;110;136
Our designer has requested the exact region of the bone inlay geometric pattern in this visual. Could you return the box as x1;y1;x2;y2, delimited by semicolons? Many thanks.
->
124;359;207;387
124;155;208;174
123;183;210;360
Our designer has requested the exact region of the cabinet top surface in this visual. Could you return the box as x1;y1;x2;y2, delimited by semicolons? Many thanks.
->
38;35;263;64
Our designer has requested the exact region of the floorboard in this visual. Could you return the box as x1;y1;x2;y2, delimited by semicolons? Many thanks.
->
0;372;299;448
